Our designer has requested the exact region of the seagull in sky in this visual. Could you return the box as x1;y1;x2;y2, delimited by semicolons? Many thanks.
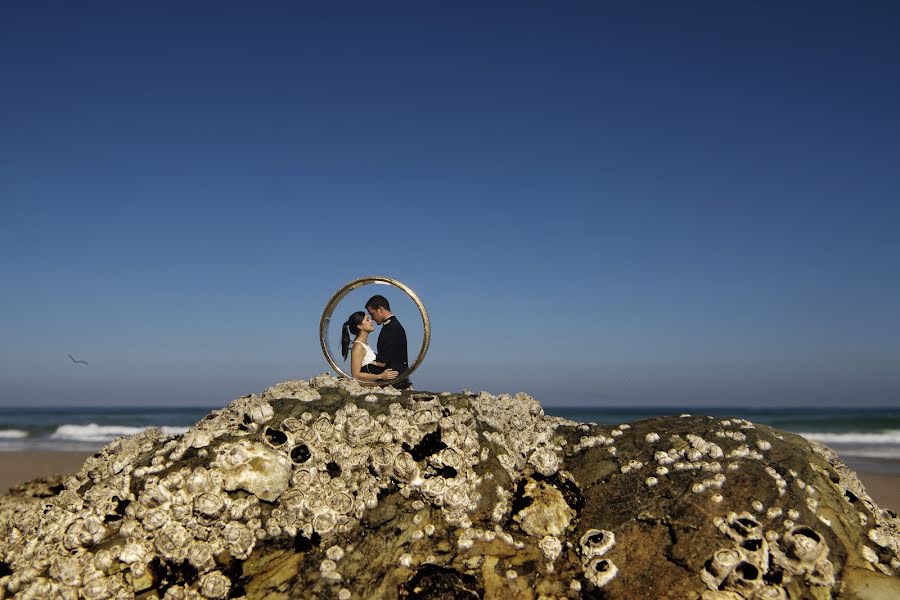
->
68;354;89;365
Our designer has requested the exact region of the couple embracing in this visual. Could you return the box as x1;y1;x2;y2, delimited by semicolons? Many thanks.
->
340;294;410;388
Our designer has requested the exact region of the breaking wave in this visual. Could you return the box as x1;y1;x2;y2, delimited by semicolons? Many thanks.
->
50;424;189;443
0;429;28;439
795;430;900;445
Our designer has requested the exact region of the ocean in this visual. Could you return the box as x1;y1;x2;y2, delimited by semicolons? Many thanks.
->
2;405;899;475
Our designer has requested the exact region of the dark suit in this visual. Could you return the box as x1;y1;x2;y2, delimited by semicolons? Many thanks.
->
376;316;410;387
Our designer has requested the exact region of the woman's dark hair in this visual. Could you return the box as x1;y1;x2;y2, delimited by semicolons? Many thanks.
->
340;311;366;360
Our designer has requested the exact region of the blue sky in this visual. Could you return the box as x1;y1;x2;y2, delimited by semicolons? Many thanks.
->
1;2;898;407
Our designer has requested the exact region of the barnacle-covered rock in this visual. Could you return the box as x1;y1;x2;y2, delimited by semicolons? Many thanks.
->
0;376;897;599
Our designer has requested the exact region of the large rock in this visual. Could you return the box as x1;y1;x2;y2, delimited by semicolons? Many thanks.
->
1;376;898;599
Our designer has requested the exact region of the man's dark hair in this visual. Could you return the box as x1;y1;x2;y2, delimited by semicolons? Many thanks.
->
365;294;391;311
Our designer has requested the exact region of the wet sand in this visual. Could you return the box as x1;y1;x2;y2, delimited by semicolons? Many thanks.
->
1;451;898;513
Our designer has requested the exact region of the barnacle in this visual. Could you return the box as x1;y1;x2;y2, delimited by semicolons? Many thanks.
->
585;557;618;587
198;571;231;599
155;523;190;562
539;535;563;561
580;529;615;558
187;541;217;573
194;492;226;518
723;560;763;595
528;447;561;477
724;513;763;542
701;548;743;590
222;522;255;560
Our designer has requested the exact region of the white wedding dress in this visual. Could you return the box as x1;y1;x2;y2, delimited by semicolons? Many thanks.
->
353;340;377;367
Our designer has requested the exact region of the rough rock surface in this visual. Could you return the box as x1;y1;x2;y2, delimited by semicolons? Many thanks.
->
1;376;898;599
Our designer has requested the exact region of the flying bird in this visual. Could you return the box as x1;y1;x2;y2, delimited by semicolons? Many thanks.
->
68;354;89;366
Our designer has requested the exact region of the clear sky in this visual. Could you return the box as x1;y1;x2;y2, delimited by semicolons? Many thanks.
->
1;2;898;407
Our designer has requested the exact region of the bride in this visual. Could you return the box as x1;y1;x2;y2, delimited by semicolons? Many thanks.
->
341;311;399;383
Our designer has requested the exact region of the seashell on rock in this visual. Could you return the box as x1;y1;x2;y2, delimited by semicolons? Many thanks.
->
738;537;771;573
392;452;421;484
163;584;205;599
313;510;338;535
723;560;764;596
422;476;448;498
143;508;169;531
808;557;835;586
513;478;577;537
411;408;440;427
724;513;763;542
326;545;345;561
187;541;217;573
92;549;115;575
189;430;213;449
345;411;380;446
320;559;342;582
580;529;615;558
752;586;787;600
118;542;148;564
212;441;292;502
222;522;256;560
304;488;329;513
539;535;563;561
770;525;835;586
783;526;827;563
198;571;231;599
435;448;465;473
585;558;618;587
249;401;274;425
82;577;115;600
263;427;288;448
290;444;313;466
528;447;561;477
194;492;226;518
313;416;335;441
185;471;209;495
329;491;354;515
281;417;304;433
443;487;470;511
155;523;190;562
701;548;743;590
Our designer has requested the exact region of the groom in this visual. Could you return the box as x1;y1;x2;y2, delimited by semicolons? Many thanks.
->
365;294;411;389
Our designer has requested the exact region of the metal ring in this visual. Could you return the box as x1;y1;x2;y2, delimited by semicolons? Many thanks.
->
320;276;431;386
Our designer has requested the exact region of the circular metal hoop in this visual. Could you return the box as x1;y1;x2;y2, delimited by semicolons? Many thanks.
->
320;276;431;386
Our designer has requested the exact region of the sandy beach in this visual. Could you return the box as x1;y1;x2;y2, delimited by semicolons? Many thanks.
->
1;450;898;513
0;451;95;494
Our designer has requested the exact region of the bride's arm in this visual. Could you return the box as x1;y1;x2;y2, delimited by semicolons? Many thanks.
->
351;344;396;382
